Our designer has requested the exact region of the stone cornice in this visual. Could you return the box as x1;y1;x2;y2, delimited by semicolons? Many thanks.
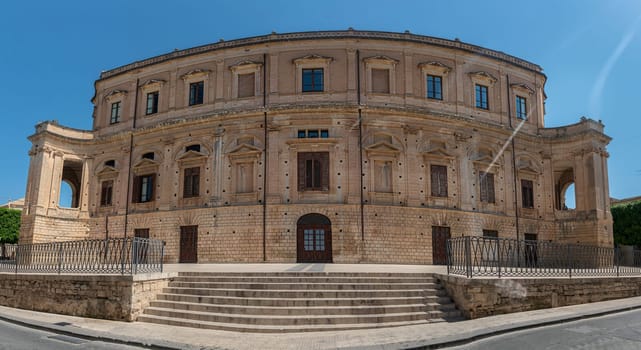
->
99;30;543;80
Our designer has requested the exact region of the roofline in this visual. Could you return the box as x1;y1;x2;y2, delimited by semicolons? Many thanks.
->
98;29;544;81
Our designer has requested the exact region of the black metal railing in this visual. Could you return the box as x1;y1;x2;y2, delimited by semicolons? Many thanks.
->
447;236;641;278
0;238;164;275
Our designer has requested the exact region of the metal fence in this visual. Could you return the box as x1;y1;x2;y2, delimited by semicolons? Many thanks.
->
447;236;641;278
0;238;164;275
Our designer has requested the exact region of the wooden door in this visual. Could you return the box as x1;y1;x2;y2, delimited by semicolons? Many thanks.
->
180;226;198;263
297;224;332;263
134;228;149;264
432;226;451;265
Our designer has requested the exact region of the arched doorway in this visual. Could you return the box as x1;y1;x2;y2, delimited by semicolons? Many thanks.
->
297;213;332;263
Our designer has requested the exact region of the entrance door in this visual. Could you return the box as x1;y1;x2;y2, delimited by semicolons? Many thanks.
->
134;228;150;264
432;226;451;265
297;214;332;263
180;225;198;263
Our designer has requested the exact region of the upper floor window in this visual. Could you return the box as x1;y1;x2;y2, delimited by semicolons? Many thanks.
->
475;84;489;110
183;167;200;198
104;160;116;167
371;68;390;94
430;165;448;197
302;68;324;92
521;179;534;208
237;73;255;98
146;91;159;115
479;171;495;203
297;152;329;191
110;101;121;124
426;75;442;100
298;129;329;138
189;81;204;106
100;180;113;207
142;152;155;160
516;96;527;119
133;174;155;203
482;229;499;238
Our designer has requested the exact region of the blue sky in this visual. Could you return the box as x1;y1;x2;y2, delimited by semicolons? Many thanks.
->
1;0;640;205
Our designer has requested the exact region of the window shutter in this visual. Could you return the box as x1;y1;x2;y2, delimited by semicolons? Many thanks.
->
183;168;191;197
371;69;390;93
100;182;108;206
430;166;439;197
431;165;447;197
479;172;487;202
150;174;156;200
238;73;255;98
297;153;306;191
487;173;495;203
192;167;200;196
320;152;330;191
132;176;141;203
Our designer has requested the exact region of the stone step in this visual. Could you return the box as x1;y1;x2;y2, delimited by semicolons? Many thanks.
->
148;300;444;315
171;276;436;284
167;281;440;290
162;287;448;299
156;293;453;307
177;272;435;278
142;307;435;326
137;314;434;333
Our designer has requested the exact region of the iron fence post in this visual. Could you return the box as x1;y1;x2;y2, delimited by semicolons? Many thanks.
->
567;244;572;278
160;241;165;273
14;246;18;274
616;246;620;277
446;238;451;275
132;238;138;275
120;239;125;275
496;237;501;278
465;236;472;278
57;243;62;274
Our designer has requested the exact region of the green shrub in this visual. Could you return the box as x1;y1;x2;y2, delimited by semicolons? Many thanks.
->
0;208;20;244
612;201;641;246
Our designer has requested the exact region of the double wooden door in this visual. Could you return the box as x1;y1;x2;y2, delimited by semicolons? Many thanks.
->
180;225;198;263
297;224;332;263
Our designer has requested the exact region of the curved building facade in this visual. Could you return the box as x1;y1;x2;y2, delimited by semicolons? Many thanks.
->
21;30;613;264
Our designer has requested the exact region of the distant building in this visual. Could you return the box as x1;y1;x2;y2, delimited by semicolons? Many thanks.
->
611;196;641;207
21;30;613;264
0;198;24;211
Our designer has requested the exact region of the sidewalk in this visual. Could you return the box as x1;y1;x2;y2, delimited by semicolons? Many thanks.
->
1;295;641;349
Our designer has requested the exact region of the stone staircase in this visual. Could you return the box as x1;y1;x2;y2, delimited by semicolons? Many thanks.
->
137;272;462;332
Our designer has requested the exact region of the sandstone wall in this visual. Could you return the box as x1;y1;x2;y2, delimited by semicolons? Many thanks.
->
0;273;173;321
438;274;641;319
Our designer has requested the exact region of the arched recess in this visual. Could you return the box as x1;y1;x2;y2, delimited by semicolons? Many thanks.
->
296;213;332;263
60;160;83;208
555;168;575;210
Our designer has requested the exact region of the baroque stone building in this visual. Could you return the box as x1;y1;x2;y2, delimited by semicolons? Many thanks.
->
21;30;613;264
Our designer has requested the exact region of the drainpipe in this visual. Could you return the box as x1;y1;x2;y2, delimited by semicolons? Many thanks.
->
357;49;365;242
507;75;521;250
263;53;268;262
123;78;140;239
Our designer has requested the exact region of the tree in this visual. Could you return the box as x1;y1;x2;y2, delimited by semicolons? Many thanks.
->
612;200;641;247
0;208;20;244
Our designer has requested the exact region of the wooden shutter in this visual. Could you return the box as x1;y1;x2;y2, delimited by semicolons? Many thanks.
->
487;173;495;203
192;167;200;196
431;165;447;197
132;176;141;203
320;152;330;191
522;179;533;208
238;73;255;98
297;153;307;191
183;168;192;197
371;69;390;93
100;181;108;206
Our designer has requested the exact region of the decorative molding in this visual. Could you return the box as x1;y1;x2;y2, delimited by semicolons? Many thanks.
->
364;141;401;158
363;55;399;65
180;69;210;80
140;79;166;91
229;60;263;71
418;61;452;76
468;71;498;86
104;89;127;101
292;54;334;66
511;83;535;95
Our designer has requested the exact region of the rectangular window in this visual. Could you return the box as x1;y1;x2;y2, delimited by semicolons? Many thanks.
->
134;228;149;239
375;160;393;193
189;81;204;106
238;73;255;98
110;101;121;124
482;229;499;238
297;152;329;191
146;91;159;115
236;162;254;193
302;68;324;92
521;179;534;208
298;129;329;138
371;68;390;93
426;75;442;100
430;165;448;197
516;96;527;119
479;171;495;203
475;84;489;110
100;180;113;206
183;167;200;198
133;174;155;203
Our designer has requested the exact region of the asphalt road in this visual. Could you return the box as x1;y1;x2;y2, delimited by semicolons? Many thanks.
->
450;309;641;350
0;319;144;350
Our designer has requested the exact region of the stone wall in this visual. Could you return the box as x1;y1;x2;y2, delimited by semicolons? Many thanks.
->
0;273;174;321
438;274;641;319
